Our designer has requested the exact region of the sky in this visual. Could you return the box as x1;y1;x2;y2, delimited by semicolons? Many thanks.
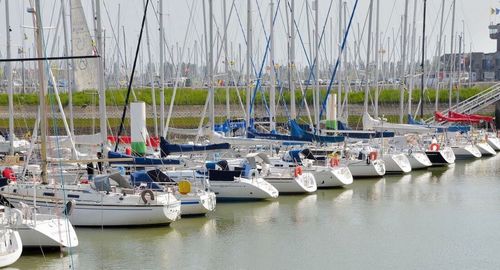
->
1;0;500;71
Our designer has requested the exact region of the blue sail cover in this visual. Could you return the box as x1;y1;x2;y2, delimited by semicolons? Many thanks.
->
107;151;181;165
130;170;162;191
160;137;231;157
288;120;345;143
407;114;470;133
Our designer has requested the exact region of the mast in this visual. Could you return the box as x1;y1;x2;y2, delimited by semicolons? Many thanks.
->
224;0;231;121
95;0;107;150
289;0;296;119
314;0;320;131
144;0;158;137
342;1;348;120
159;0;165;136
448;0;456;111
408;0;418;116
337;0;342;116
269;0;276;131
435;0;445;112
60;0;73;136
420;0;427;118
5;0;14;155
33;0;48;184
363;0;374;114
373;0;380;117
246;0;252;127
400;0;409;123
208;0;214;132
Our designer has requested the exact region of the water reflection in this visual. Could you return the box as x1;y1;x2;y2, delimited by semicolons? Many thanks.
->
11;154;500;269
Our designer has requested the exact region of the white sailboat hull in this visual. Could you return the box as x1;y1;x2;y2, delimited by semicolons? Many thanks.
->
167;170;279;201
425;147;456;166
407;152;432;169
487;136;500;151
209;178;279;200
452;145;482;159
382;153;412;173
1;183;181;226
476;142;496;156
264;172;317;194
179;192;216;216
0;230;22;268
14;212;78;248
307;166;353;187
347;159;386;178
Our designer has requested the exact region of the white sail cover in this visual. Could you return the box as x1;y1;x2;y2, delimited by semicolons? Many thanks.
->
71;0;98;91
362;112;433;135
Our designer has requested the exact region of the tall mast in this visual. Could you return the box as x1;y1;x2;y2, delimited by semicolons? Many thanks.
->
420;0;427;118
314;0;320;131
5;0;14;155
337;0;342;116
363;0;374;114
435;0;445;112
289;0;296;119
269;0;276;131
373;0;380;117
144;0;158;137
400;0;409;123
223;0;231;121
448;0;456;111
159;0;165;136
95;0;107;149
60;0;73;136
408;0;418;115
33;0;48;184
342;1;348;120
208;0;214;132
246;0;252;127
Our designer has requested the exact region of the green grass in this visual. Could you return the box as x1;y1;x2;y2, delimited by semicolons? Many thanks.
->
4;85;488;107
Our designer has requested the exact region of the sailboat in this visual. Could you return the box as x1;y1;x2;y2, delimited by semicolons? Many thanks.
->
0;206;22;267
1;0;181;227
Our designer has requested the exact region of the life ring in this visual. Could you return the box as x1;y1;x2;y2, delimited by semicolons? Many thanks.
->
369;151;378;161
429;143;440;151
140;189;155;204
294;166;303;177
330;157;339;167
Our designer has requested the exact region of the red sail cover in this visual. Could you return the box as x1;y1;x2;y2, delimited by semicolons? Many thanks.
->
107;136;160;148
448;111;494;123
434;111;481;123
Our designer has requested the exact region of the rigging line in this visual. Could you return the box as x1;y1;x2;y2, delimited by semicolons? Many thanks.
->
231;1;261;80
148;1;180;78
102;1;129;83
320;0;360;120
381;0;397;47
252;0;272;116
30;0;75;265
163;0;198;136
114;0;150;152
290;0;334;120
248;0;282;118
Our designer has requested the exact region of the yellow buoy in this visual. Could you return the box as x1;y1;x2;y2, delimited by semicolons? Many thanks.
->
178;180;191;195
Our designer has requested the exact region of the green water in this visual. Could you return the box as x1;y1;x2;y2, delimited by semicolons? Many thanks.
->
12;155;500;269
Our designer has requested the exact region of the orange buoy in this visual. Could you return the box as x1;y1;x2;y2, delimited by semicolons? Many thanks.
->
369;151;378;161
